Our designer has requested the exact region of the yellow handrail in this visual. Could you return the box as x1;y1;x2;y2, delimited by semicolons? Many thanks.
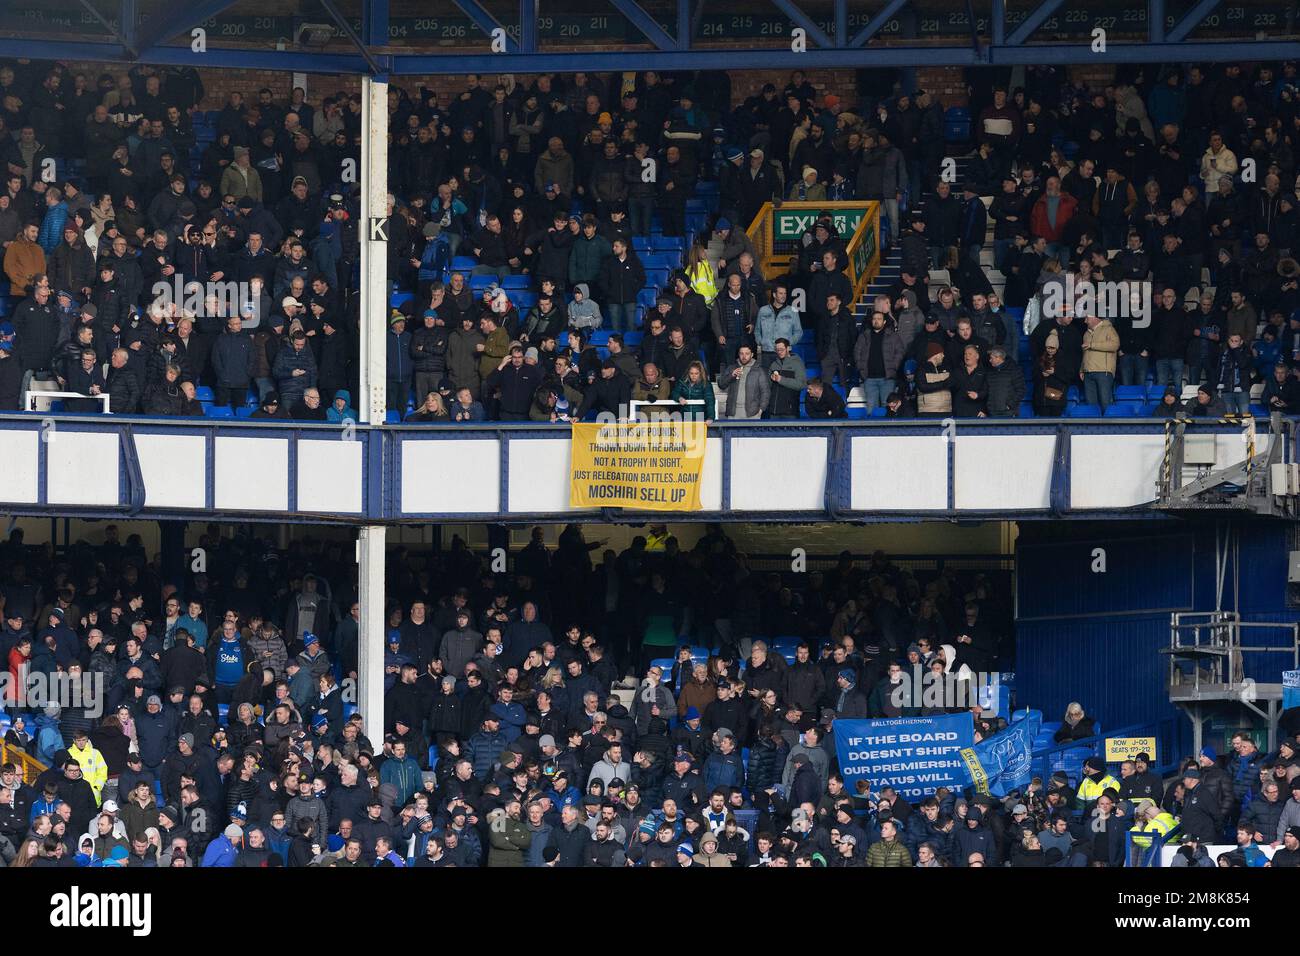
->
844;203;883;308
1;741;48;786
745;200;881;298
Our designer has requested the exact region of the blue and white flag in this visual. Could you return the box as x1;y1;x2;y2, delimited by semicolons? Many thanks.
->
958;710;1041;798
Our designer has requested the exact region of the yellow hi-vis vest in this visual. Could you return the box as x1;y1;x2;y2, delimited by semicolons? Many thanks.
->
1076;773;1121;810
1130;811;1177;848
688;261;718;306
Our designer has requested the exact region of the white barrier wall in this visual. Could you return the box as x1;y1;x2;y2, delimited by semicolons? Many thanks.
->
0;422;1275;521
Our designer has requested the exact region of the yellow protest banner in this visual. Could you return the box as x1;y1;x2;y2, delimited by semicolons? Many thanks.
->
569;420;707;511
1104;736;1157;763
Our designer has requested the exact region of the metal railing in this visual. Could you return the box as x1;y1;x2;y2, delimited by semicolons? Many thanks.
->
743;199;880;286
1030;717;1182;783
1168;611;1300;689
1125;820;1183;867
23;389;111;414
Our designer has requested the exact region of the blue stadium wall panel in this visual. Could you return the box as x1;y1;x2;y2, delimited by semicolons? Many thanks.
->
1017;521;1297;736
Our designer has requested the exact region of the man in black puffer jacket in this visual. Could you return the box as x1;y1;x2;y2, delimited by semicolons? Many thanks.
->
410;310;449;404
985;347;1026;417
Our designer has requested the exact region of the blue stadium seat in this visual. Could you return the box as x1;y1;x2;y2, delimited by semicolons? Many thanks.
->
450;256;478;272
624;332;644;347
390;292;413;309
846;406;869;419
513;291;538;309
632;237;653;254
636;289;660;309
218;703;229;726
649;657;676;675
469;275;496;293
943;107;971;142
235;406;254;418
206;405;233;418
1103;401;1144;417
501;275;532;290
645;268;671;290
589;330;611;346
652;236;686;252
643;253;680;270
1115;385;1146;401
385;411;401;424
1068;404;1102;417
194;385;215;403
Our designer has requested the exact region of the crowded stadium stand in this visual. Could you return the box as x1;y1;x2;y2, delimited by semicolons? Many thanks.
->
0;0;1299;890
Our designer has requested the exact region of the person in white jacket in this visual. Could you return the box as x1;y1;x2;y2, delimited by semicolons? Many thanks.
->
1200;132;1239;203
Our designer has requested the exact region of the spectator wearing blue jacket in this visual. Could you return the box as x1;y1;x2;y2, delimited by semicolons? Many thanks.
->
36;190;68;255
1230;732;1268;808
201;824;244;867
490;686;528;744
380;739;422;806
703;732;745;792
467;714;507;781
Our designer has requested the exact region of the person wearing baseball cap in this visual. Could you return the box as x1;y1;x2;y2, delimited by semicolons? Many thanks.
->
1176;762;1227;845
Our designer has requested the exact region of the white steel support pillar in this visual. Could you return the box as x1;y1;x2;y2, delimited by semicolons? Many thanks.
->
359;73;388;425
356;525;387;734
356;74;389;733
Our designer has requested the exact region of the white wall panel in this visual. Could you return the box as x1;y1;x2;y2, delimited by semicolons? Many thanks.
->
401;438;500;514
298;439;363;514
850;436;948;510
0;430;39;504
215;437;288;511
955;435;1055;510
1070;434;1165;508
135;433;206;509
507;439;572;513
700;436;723;511
47;432;119;505
730;436;827;511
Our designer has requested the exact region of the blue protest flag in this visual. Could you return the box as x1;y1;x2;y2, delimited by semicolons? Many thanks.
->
958;710;1042;798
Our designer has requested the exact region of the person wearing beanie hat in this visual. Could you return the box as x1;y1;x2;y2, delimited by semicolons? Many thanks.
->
1075;756;1120;814
789;164;826;202
1194;746;1238;825
831;667;868;718
675;842;697;866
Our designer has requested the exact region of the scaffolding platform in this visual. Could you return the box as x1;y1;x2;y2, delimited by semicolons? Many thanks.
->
1164;611;1298;753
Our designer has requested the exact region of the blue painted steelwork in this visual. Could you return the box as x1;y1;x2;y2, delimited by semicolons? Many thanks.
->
1006;0;1069;44
2;0;1293;72
135;0;240;55
1166;0;1223;42
767;0;834;48
608;0;678;50
0;413;1287;525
